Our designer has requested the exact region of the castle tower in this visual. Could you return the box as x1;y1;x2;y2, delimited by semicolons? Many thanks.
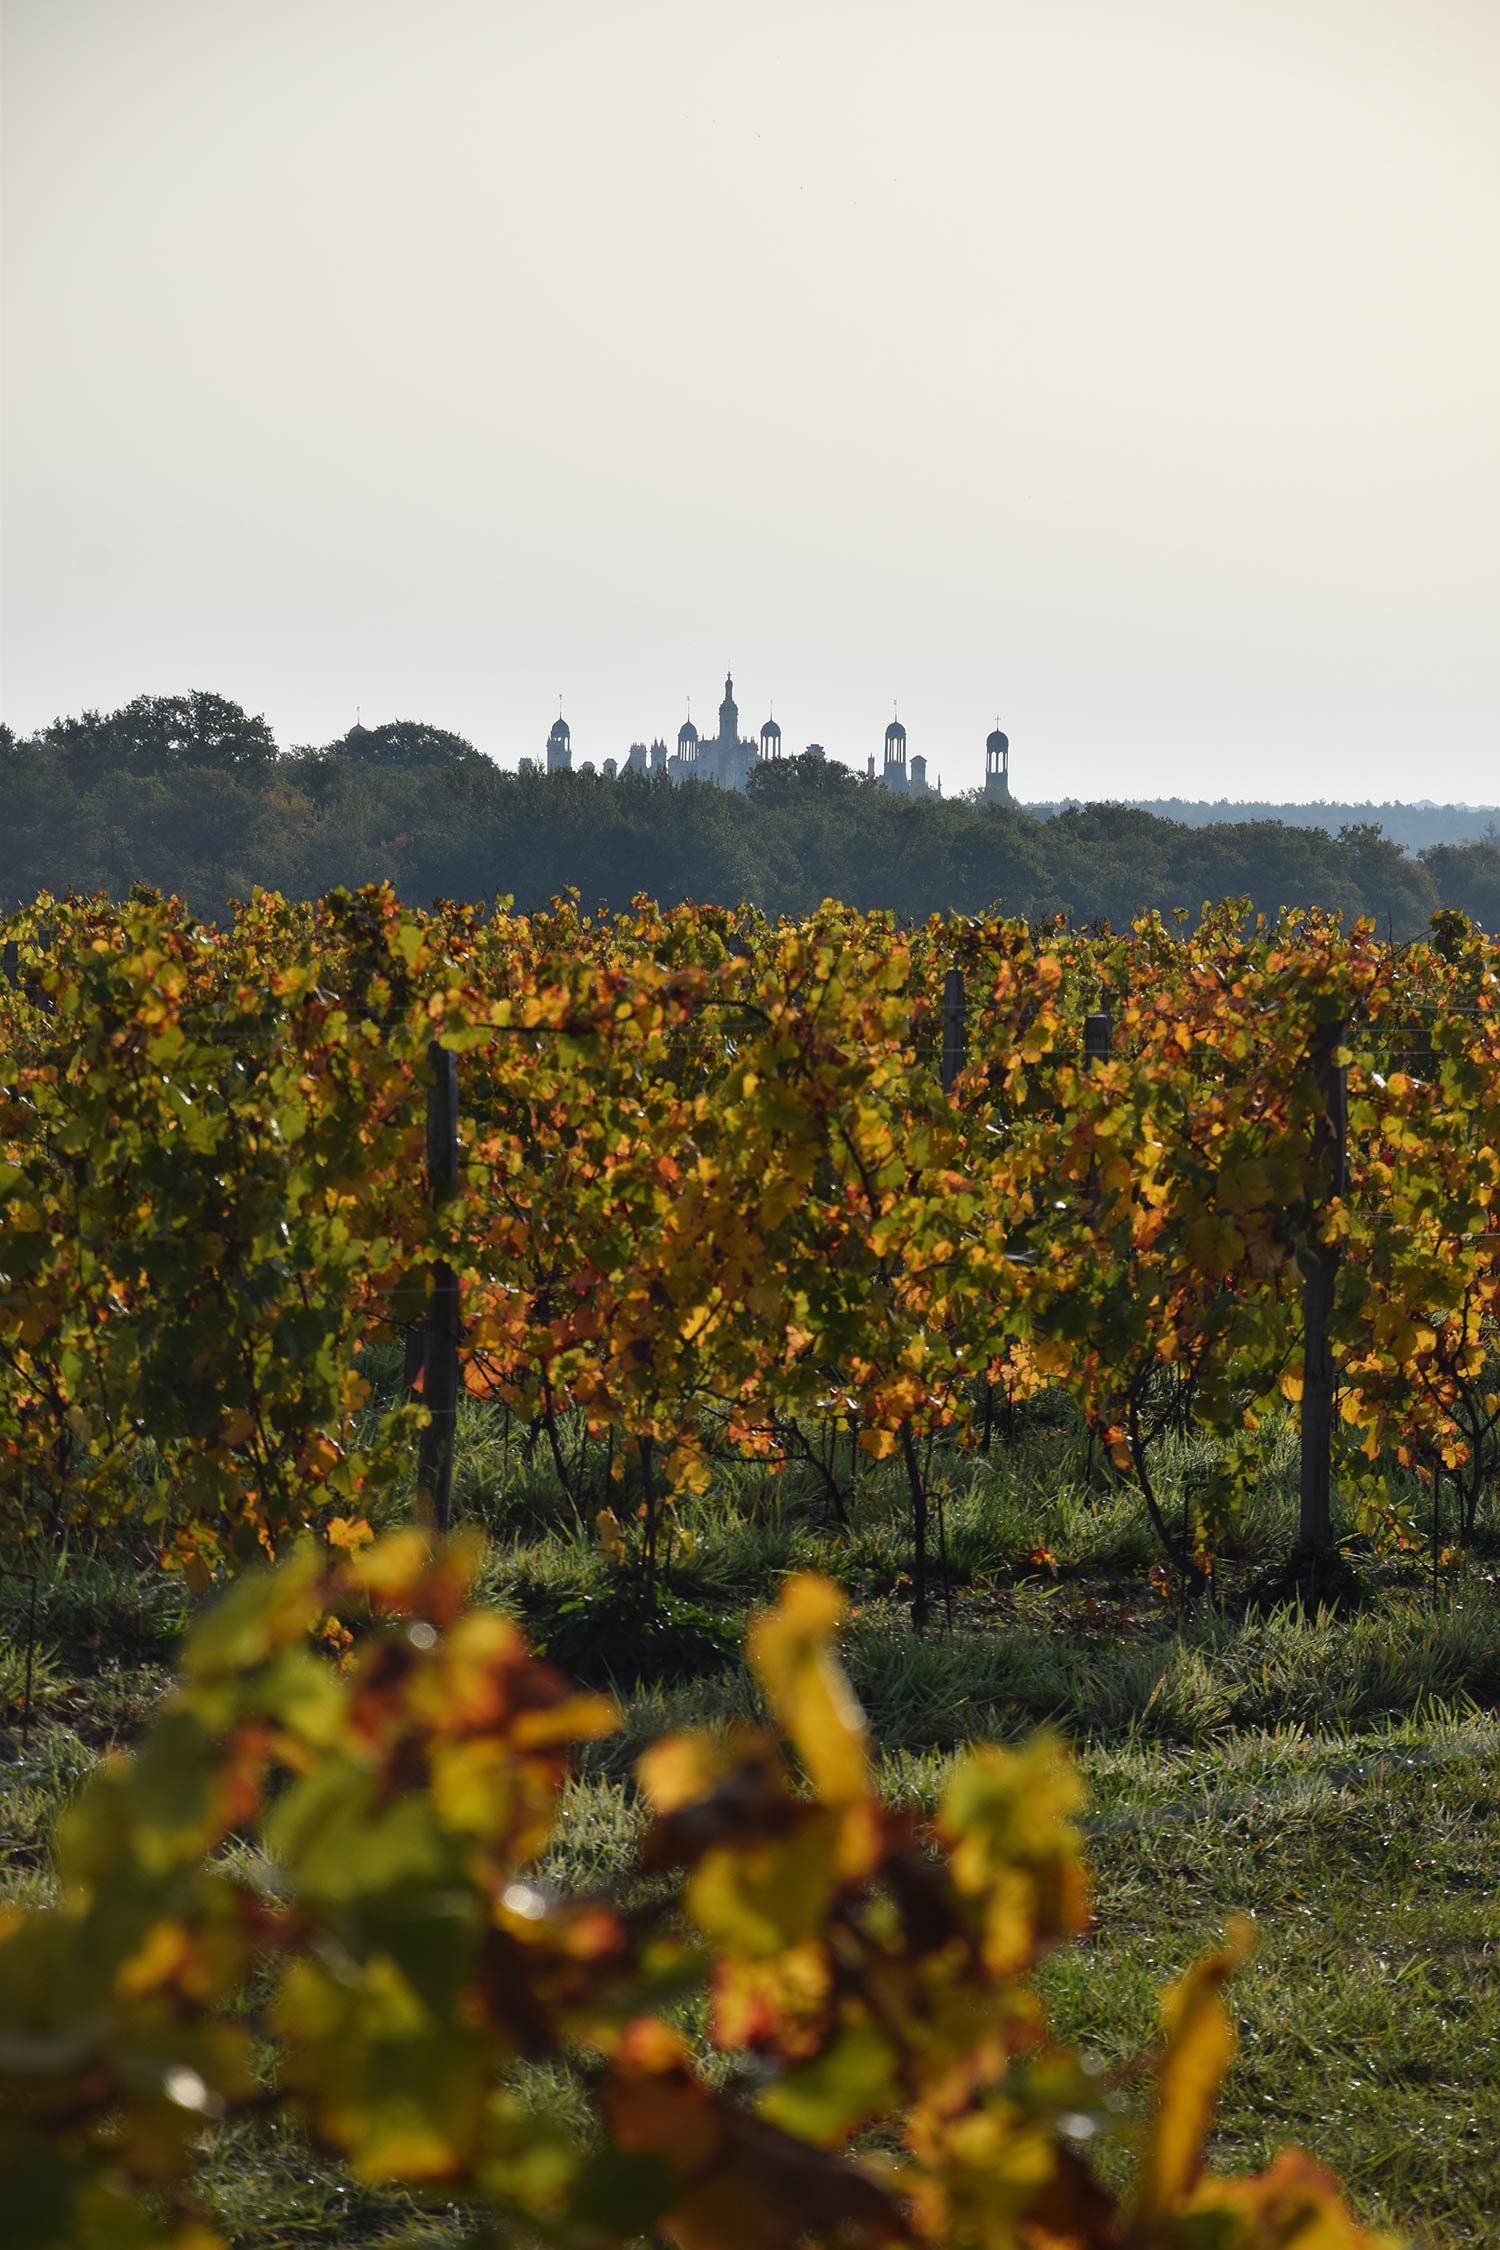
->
984;726;1011;802
882;714;908;793
675;715;700;776
546;714;572;774
718;672;738;746
759;714;782;760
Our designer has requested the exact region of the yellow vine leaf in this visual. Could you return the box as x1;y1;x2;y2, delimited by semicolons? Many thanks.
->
325;1514;374;1554
1184;2148;1405;2246
636;1728;735;1815
1128;1915;1254;2235
685;1815;848;1957
596;1507;627;1566
746;1573;869;1807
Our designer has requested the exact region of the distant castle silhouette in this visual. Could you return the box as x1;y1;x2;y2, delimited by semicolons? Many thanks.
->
523;674;1012;803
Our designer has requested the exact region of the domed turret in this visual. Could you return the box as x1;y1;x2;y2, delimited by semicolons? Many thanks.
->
546;714;572;774
759;715;782;759
882;711;909;792
984;722;1011;802
674;712;701;775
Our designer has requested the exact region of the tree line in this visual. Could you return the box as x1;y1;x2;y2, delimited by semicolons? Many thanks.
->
4;690;1498;932
1040;796;1500;852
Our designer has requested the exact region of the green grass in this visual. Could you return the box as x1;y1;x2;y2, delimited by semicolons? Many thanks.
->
3;1390;1499;2245
1048;1719;1500;2233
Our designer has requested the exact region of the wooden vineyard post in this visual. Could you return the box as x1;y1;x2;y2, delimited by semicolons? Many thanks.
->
417;1041;461;1533
1083;1009;1113;1070
899;965;968;1628
941;968;967;1096
1082;1012;1112;1209
1297;1018;1348;1563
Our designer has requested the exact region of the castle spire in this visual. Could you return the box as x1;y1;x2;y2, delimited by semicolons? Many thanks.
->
718;669;739;745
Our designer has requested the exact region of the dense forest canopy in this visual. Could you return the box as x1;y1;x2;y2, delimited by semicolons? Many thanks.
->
4;691;1498;933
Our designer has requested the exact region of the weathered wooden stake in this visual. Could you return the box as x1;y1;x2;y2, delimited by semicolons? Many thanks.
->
416;1041;461;1533
1297;1019;1347;1559
940;968;967;1096
899;1423;930;1630
1082;1012;1113;1208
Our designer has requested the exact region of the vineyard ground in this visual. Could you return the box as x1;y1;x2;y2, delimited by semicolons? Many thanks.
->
2;1373;1498;2247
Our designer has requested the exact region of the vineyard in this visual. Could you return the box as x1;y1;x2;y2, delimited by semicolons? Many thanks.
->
2;885;1499;2246
4;886;1500;1587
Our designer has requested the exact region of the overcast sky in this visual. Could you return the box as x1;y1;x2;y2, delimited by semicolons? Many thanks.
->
4;0;1497;800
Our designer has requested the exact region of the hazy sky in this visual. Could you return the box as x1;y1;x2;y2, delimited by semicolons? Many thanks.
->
4;0;1498;800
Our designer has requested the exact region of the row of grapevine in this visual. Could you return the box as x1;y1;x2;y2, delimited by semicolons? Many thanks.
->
3;887;1498;1589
